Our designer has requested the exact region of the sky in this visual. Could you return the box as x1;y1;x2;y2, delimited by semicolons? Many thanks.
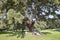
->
55;9;60;15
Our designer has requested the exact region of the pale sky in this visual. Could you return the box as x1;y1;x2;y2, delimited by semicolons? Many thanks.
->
55;9;60;15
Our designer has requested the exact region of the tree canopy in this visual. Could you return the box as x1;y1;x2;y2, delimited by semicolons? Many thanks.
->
0;0;60;29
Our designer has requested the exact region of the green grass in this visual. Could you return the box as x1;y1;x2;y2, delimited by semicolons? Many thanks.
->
0;28;60;40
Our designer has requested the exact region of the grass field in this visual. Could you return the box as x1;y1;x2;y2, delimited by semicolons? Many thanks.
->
0;28;60;40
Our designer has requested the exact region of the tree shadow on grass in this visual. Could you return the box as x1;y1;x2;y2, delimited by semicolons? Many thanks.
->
54;30;60;32
7;31;25;38
0;30;25;38
53;28;60;32
0;31;13;34
41;32;51;35
17;31;25;38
